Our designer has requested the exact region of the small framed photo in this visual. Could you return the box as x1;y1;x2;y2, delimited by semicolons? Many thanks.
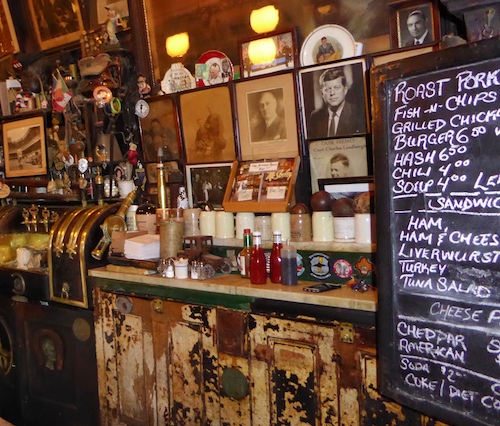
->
235;71;299;160
139;95;181;163
309;137;369;193
239;28;297;79
179;85;236;164
389;0;440;49
186;162;233;209
319;177;375;216
299;57;368;140
145;160;180;185
3;115;47;178
27;0;84;50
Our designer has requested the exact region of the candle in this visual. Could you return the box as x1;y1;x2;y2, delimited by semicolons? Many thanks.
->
200;210;216;236
215;211;235;239
271;212;291;241
235;212;255;239
312;211;334;242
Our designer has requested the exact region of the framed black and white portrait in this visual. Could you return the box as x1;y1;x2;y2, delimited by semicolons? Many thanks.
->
299;57;368;140
235;71;299;160
389;0;440;49
309;136;370;193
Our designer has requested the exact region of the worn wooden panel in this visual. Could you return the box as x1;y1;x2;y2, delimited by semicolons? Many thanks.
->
340;388;359;426
249;315;339;426
218;352;251;426
217;308;251;426
94;289;118;426
359;352;450;426
152;301;218;425
94;290;157;426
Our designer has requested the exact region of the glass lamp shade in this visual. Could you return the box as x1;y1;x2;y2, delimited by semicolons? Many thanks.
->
166;32;190;57
248;38;277;65
250;5;279;34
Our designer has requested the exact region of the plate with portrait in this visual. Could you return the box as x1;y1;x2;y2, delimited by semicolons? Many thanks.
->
300;25;356;66
195;50;234;87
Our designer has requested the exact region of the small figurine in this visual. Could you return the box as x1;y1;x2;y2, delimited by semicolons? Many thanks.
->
177;186;189;209
105;6;122;45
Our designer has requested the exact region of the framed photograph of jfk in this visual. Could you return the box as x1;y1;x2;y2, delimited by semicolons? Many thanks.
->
389;0;440;49
3;115;47;178
299;57;368;140
235;71;299;160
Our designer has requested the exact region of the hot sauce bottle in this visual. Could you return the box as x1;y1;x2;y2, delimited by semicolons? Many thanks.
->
238;228;252;278
250;231;267;284
270;230;283;283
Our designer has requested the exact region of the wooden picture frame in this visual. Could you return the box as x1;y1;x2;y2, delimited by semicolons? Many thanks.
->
3;115;47;178
179;85;236;164
186;162;233;209
299;57;368;140
370;42;438;67
388;0;440;49
0;0;19;54
27;0;84;50
139;95;181;163
235;71;299;161
239;28;297;79
319;176;374;201
223;156;300;212
308;136;369;193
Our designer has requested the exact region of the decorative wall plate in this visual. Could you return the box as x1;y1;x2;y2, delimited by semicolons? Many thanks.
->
161;63;195;94
195;50;233;87
300;24;356;66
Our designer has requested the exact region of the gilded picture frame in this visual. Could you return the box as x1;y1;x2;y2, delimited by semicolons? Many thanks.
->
27;0;84;50
235;71;299;161
239;28;297;79
179;85;236;164
0;0;19;54
139;95;181;163
3;115;47;178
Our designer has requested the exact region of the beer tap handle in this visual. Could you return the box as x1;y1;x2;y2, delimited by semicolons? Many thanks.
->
29;205;39;232
22;208;30;232
41;207;50;233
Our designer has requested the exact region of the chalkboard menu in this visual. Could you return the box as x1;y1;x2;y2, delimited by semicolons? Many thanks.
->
372;39;500;426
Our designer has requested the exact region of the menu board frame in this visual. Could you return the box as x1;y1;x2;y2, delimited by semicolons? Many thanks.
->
371;38;500;426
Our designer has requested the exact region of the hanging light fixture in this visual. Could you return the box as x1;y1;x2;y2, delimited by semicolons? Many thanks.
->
250;5;279;34
165;32;190;58
248;37;277;65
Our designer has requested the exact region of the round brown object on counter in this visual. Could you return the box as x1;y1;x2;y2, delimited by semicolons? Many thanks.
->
291;203;310;214
353;191;372;214
331;197;355;217
310;190;333;211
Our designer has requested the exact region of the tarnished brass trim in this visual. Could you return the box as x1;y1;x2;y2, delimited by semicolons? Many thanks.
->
339;322;354;344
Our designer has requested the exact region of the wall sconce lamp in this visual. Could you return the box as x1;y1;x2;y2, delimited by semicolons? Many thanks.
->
166;32;190;58
250;5;279;34
248;37;277;65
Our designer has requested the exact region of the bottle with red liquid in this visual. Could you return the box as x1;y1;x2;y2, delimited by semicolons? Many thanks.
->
250;231;267;284
270;231;283;283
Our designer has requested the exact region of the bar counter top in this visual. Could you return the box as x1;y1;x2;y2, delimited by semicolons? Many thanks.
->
89;267;377;312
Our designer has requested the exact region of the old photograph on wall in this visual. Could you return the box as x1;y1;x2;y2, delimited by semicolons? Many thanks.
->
309;136;368;193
